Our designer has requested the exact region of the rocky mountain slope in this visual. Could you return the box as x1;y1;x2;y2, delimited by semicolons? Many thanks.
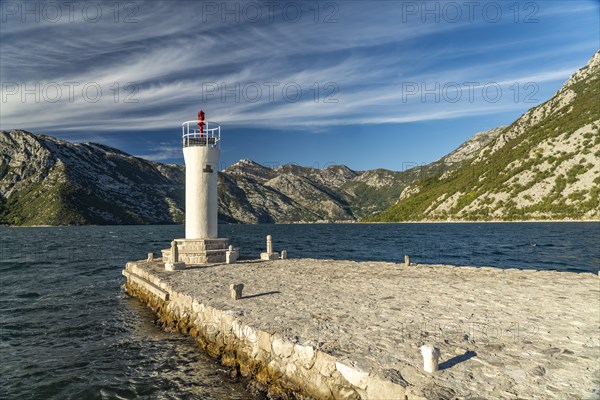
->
369;51;600;222
0;132;185;225
0;124;499;225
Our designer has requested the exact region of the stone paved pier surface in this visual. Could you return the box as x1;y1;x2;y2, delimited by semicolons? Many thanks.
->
122;258;600;399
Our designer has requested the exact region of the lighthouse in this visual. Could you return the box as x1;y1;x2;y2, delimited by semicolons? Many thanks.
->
162;109;232;268
183;109;219;239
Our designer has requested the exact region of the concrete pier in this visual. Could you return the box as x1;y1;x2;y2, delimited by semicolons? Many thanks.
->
122;258;600;399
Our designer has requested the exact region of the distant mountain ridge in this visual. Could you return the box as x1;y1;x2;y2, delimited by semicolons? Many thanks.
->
0;125;499;225
3;52;597;226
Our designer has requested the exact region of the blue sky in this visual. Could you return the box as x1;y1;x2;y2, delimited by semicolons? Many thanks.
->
1;0;598;171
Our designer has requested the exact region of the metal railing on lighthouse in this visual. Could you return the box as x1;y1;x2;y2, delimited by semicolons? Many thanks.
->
182;121;221;148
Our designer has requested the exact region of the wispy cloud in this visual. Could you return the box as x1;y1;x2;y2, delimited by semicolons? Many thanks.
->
1;0;597;135
137;145;182;162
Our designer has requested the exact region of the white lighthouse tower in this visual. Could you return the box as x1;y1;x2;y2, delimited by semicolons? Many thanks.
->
162;109;230;268
183;109;219;240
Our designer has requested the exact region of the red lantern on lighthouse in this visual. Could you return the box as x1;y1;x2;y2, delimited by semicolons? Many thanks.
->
197;109;205;136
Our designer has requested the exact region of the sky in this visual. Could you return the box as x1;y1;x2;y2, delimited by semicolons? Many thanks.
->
1;0;598;171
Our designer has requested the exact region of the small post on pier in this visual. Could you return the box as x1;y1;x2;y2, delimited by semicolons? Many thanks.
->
420;344;441;373
226;245;239;264
165;241;185;271
404;255;410;266
171;240;178;263
261;234;280;260
230;283;244;300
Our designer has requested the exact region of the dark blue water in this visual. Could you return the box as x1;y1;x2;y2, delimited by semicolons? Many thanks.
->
1;223;598;399
225;222;599;273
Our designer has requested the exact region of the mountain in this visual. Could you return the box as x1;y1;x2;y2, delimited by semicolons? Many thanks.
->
216;126;503;223
368;51;600;222
0;132;185;225
7;51;596;226
0;125;499;225
219;161;355;223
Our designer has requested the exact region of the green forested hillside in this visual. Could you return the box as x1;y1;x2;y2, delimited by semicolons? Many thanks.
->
368;51;600;222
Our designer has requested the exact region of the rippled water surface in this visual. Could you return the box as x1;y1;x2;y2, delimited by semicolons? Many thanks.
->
1;223;598;399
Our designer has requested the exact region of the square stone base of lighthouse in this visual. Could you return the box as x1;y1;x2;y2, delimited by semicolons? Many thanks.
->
162;238;229;265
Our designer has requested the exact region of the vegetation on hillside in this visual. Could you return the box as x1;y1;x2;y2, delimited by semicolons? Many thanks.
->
367;54;600;222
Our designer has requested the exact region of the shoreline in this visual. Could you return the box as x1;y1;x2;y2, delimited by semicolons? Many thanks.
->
288;219;600;224
349;219;600;224
122;257;600;399
3;219;600;228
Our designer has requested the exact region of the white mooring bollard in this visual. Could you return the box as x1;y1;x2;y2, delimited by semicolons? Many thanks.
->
226;245;239;264
420;344;441;373
260;235;279;260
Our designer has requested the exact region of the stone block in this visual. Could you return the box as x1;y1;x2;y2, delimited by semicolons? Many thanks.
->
306;372;334;399
226;246;239;264
329;376;361;400
163;238;229;265
293;343;316;369
257;331;272;353
230;283;244;300
335;362;369;390
165;262;185;271
243;324;258;344
220;310;236;327
365;375;407;399
314;351;337;377
272;337;294;358
281;249;288;259
261;252;280;261
267;359;284;379
285;362;297;376
191;299;203;313
122;270;169;301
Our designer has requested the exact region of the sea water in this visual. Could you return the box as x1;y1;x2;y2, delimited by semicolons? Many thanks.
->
1;223;598;398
